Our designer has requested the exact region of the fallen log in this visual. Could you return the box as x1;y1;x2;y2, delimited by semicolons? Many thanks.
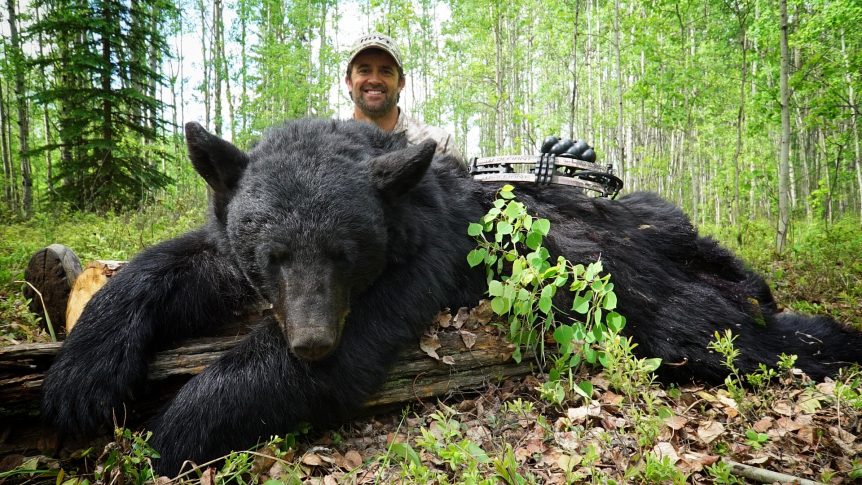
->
0;317;532;455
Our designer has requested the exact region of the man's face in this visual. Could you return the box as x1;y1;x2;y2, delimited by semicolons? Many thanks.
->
346;49;405;119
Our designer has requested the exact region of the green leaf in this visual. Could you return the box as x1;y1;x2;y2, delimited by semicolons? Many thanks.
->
540;284;556;301
642;358;662;373
497;221;513;235
572;295;590;314
467;248;486;267
500;189;515;200
603;291;617;310
575;380;593;399
598;351;610;368
607;311;625;332
390;442;421;466
491;296;507;315
538;295;552;314
526;230;542;250
504;200;522;218
553;325;574;345
511;346;522;363
533;218;551;236
467;223;484;236
466;442;490;463
489;280;504;296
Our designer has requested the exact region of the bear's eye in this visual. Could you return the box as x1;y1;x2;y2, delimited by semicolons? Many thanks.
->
264;243;293;267
268;251;292;267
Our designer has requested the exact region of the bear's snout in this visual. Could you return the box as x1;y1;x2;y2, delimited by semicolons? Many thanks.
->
289;326;339;361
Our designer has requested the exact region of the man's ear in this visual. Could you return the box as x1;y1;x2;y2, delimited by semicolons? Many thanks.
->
370;140;436;199
185;122;250;222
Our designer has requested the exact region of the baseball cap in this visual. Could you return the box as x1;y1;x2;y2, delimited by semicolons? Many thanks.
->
346;33;404;73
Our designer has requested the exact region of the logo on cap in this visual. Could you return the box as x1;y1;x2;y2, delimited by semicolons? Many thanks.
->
347;33;403;71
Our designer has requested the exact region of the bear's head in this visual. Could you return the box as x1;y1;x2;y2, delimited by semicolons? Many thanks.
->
185;120;437;361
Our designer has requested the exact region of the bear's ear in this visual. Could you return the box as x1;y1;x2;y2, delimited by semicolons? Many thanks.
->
185;122;250;194
370;139;436;199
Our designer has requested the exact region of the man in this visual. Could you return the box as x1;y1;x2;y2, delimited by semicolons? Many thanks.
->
345;33;462;160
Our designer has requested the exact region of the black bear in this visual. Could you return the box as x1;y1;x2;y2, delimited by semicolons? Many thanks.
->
41;119;862;475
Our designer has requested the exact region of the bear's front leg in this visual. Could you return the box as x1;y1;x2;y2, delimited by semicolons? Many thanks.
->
149;313;401;477
41;228;256;439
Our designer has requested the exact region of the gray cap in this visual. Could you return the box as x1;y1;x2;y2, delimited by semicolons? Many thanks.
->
346;33;403;73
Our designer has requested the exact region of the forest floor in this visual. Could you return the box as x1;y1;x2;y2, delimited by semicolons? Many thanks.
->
1;216;861;483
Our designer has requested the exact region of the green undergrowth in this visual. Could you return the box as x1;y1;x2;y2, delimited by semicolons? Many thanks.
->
701;217;862;328
2;192;861;483
0;193;206;343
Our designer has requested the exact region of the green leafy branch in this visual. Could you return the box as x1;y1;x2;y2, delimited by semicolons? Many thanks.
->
467;185;657;403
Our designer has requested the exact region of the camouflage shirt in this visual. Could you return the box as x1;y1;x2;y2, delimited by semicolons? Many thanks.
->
392;110;464;163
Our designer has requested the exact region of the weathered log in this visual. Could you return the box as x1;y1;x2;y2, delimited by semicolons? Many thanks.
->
0;322;532;455
64;260;124;333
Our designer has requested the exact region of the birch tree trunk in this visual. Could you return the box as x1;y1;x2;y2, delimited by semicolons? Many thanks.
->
6;0;32;218
776;0;791;254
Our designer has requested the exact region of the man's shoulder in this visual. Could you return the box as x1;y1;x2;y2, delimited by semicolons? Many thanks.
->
398;113;460;159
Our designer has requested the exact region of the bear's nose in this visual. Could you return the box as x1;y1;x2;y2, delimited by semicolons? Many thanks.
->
289;327;338;361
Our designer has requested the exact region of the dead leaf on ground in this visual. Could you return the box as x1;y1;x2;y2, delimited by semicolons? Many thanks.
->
452;307;470;329
343;450;362;469
554;431;580;452
652;442;679;464
696;421;725;444
679;452;719;473
470;300;494;325
776;416;801;433
420;332;441;360
301;452;325;467
797;426;819;446
435;310;452;328
460;330;477;349
664;415;688;431
441;355;455;365
752;417;773;433
772;400;793;416
743;454;769;465
567;402;602;423
200;468;216;485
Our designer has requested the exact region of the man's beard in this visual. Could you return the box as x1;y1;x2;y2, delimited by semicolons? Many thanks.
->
352;89;399;119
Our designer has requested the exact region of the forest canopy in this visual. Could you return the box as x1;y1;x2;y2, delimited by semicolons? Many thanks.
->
1;0;860;236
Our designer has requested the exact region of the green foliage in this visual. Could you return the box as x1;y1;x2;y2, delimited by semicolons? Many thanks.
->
386;405;536;484
27;0;178;211
705;460;744;484
0;195;206;342
469;186;660;405
96;428;160;484
702;217;862;328
744;429;769;449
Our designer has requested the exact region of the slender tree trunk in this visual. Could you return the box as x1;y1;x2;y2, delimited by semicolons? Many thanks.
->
841;30;862;223
733;25;746;233
493;1;504;153
569;0;581;139
776;0;791;254
0;80;13;210
212;0;223;136
7;0;32;217
34;6;54;195
613;0;625;179
197;0;211;129
219;0;235;138
239;0;248;133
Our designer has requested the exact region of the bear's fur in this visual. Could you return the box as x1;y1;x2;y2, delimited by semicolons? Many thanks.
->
41;119;862;475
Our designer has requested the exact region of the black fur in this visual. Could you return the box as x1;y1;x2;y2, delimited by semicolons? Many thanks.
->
41;119;862;475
